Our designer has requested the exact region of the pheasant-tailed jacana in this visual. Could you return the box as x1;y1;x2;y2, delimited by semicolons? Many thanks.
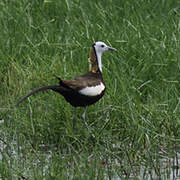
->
17;41;116;128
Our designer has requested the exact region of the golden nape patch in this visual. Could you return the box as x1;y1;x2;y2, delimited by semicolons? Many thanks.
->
88;48;99;73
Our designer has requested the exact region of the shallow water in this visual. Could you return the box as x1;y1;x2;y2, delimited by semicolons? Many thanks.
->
0;118;179;179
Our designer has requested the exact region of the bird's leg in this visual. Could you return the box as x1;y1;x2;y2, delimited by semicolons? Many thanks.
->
82;107;95;138
73;108;76;130
82;106;87;121
82;106;89;128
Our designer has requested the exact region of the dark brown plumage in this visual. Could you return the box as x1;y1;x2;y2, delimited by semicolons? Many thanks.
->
17;71;105;107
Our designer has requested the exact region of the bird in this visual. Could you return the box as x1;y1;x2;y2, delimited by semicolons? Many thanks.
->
16;41;116;129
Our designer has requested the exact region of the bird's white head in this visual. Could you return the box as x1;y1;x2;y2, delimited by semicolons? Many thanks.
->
93;41;116;55
92;41;116;72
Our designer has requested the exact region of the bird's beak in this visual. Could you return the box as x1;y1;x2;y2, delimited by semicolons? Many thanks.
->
107;46;117;51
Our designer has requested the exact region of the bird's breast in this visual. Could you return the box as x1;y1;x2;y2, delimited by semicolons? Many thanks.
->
78;82;105;96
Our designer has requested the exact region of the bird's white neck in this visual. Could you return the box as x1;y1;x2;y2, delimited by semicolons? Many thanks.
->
96;52;102;72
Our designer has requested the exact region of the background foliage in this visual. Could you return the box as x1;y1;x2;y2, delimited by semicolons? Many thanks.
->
0;0;179;179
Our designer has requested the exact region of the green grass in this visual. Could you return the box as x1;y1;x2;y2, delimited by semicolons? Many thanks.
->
0;0;180;179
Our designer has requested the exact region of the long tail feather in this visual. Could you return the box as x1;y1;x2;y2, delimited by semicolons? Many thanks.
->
16;85;60;106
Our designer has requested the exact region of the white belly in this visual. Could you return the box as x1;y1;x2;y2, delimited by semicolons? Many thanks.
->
79;82;105;96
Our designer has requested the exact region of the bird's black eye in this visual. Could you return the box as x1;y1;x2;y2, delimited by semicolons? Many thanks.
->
101;45;105;48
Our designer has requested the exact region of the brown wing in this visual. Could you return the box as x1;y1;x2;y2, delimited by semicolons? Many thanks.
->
59;72;103;91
